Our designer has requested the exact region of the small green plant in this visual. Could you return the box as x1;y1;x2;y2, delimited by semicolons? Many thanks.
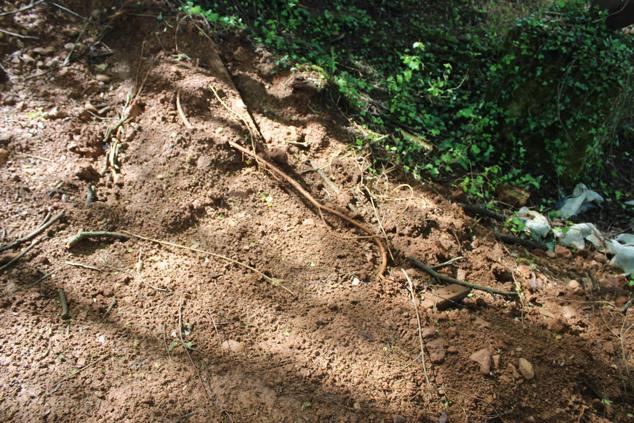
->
505;215;526;235
25;108;45;121
260;192;273;207
181;1;243;28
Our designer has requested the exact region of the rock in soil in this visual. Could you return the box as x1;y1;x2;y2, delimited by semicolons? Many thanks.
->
518;358;535;380
427;338;448;364
421;284;471;310
567;279;581;292
422;327;436;339
470;348;492;375
0;148;9;166
221;340;245;353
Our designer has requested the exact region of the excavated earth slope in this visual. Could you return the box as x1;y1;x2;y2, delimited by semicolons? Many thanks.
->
0;2;632;422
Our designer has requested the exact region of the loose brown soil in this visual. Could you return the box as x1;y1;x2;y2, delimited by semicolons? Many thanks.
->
0;2;633;422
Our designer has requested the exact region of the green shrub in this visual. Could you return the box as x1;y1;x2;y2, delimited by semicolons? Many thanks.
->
184;0;634;203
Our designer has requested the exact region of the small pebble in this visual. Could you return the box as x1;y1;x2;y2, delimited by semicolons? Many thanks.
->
567;280;581;291
470;348;492;375
221;340;244;353
95;74;111;82
518;358;535;380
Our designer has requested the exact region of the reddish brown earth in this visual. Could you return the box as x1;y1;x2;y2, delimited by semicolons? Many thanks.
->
0;2;633;422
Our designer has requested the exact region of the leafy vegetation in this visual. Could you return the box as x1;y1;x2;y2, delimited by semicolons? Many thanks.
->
182;0;634;205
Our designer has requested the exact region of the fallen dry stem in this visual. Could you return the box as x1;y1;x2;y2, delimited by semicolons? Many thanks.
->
121;230;296;297
0;27;38;39
0;239;40;271
209;84;258;154
49;355;109;394
365;186;394;262
176;90;193;129
0;0;44;16
0;210;65;252
401;269;431;390
65;261;104;272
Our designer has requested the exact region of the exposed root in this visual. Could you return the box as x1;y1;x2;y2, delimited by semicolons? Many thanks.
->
228;141;388;281
408;256;518;298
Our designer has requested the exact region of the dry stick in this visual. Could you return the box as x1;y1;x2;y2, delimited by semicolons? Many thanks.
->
0;239;39;271
365;186;395;262
66;231;129;249
176;90;193;129
16;153;53;162
0;0;45;16
45;1;87;20
401;269;432;390
408;257;518;297
209;84;258;155
229;141;388;281
178;298;216;407
65;261;104;272
432;256;465;270
49;355;109;394
0;210;65;252
0;28;38;40
121;230;297;297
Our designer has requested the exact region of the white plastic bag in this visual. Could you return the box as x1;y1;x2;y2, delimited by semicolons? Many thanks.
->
517;207;551;239
608;234;634;275
558;184;604;219
555;223;605;250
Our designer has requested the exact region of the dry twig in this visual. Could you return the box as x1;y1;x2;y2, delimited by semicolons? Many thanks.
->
0;211;64;252
49;355;109;394
177;298;216;405
65;261;104;272
121;230;297;296
176;90;193;129
0;239;39;271
0;1;44;16
0;28;38;40
401;269;431;390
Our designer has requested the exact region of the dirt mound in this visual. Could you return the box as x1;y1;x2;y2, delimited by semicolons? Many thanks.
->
0;2;632;422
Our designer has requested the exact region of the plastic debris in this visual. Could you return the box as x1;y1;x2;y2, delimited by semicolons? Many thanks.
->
557;184;604;219
555;223;605;250
626;199;634;206
608;234;634;275
517;207;551;239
